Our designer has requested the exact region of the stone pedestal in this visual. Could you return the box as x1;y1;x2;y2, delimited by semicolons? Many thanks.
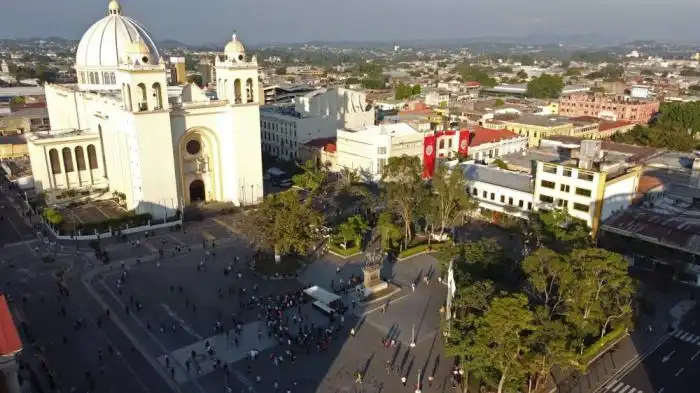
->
359;265;388;298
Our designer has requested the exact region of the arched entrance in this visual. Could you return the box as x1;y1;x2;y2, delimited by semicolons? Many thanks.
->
189;179;205;203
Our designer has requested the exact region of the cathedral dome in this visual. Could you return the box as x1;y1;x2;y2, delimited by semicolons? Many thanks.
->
224;33;246;54
75;0;159;69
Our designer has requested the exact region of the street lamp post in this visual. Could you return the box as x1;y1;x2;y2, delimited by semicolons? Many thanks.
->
415;368;422;393
410;324;416;348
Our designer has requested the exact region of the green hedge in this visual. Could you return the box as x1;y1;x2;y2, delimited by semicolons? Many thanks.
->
398;243;430;259
328;242;361;257
579;325;628;366
60;212;154;235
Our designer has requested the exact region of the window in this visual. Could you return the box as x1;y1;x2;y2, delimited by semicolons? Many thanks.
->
472;188;477;196
575;187;592;197
439;140;445;149
482;191;487;198
62;148;74;172
542;165;557;174
540;180;555;189
563;168;572;177
87;145;99;169
75;146;86;171
500;195;505;203
377;146;387;155
49;148;61;174
539;194;554;203
578;172;594;181
573;202;590;212
377;158;387;173
508;197;513;206
490;193;495;200
518;200;524;208
557;199;568;208
528;202;533;210
560;184;570;192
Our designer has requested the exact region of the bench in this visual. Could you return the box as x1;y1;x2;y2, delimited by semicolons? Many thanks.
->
312;300;334;315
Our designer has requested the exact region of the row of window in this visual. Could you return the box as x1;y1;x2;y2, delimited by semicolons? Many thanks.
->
48;145;99;174
261;120;297;133
261;131;297;147
538;194;590;213
541;165;595;181
218;78;256;103
79;71;117;85
262;144;298;159
539;180;592;197
470;187;532;210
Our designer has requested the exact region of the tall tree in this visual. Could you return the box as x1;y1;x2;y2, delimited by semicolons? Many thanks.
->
292;160;328;194
526;74;564;99
246;190;323;261
431;164;475;237
467;294;535;393
567;248;635;340
522;248;574;318
382;155;428;248
337;214;369;248
377;211;402;251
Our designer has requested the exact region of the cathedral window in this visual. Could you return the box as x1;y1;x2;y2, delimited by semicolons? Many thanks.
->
186;140;202;155
87;145;99;169
49;149;61;174
136;83;148;111
152;82;163;109
75;146;86;171
234;79;242;104
246;78;254;103
62;148;74;172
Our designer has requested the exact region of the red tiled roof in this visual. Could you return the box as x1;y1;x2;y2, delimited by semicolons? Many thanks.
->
303;137;336;149
599;120;633;132
469;127;520;147
0;294;21;356
465;81;481;87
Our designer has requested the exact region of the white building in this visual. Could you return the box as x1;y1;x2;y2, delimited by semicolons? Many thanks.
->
260;87;374;161
335;123;424;180
459;162;534;220
27;0;264;217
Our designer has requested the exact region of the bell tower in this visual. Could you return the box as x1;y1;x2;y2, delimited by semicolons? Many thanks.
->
215;33;259;104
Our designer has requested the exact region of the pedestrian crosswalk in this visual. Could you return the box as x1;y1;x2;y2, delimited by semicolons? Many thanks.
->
671;329;700;345
605;380;644;393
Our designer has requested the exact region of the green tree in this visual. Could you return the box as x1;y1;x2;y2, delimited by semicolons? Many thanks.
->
492;158;508;169
246;190;323;261
337;214;369;248
394;82;414;100
377;212;402;251
466;294;535;393
516;69;528;80
430;164;475;237
454;64;497;87
411;84;421;96
657;101;700;134
292;160;328;194
527;210;590;252
526;74;564;99
522;248;574;318
43;208;64;225
567;248;636;340
565;68;582;77
9;96;25;106
275;66;287;75
494;98;505;107
382;155;428;248
345;76;360;85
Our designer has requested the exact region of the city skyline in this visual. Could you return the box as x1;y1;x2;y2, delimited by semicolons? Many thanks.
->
1;0;699;46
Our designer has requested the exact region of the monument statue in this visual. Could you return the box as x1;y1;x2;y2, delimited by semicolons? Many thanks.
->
360;246;387;298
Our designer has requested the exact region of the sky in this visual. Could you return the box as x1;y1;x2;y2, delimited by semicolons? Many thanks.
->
1;0;699;46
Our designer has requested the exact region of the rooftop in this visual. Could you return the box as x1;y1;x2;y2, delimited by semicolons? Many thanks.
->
344;122;420;138
602;194;700;255
499;114;573;128
302;137;337;152
458;162;533;194
468;127;522;147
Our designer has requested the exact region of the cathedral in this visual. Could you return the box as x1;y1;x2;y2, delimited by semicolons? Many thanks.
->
26;0;264;218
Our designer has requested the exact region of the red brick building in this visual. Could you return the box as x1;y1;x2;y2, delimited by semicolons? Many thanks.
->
559;94;659;124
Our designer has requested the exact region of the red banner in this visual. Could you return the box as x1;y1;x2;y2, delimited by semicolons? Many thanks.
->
422;133;437;179
457;129;470;156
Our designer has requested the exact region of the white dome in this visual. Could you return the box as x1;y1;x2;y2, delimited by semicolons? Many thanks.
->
75;1;159;69
224;33;245;54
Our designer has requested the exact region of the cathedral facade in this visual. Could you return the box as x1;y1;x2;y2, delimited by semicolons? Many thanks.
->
27;0;264;218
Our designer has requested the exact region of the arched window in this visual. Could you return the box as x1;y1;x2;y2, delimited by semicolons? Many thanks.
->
75;146;86;171
49;148;61;174
439;139;445;149
137;83;148;111
234;79;242;103
89;73;95;84
87;145;98;170
62;147;74;172
125;84;133;111
152;82;163;109
246;78;254;103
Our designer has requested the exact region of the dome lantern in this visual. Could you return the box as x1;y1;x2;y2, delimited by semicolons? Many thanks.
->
224;32;246;62
108;0;121;15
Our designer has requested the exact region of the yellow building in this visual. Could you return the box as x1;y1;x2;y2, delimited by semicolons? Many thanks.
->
500;114;574;147
0;135;28;159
